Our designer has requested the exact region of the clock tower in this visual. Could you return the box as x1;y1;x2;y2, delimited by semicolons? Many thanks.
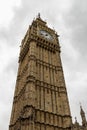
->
9;14;72;130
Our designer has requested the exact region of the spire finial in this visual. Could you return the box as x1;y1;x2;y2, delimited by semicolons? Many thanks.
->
75;117;77;123
80;103;84;112
38;13;41;18
80;102;82;108
75;117;79;126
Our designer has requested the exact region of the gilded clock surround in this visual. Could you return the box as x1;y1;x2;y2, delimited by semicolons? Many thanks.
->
39;30;53;41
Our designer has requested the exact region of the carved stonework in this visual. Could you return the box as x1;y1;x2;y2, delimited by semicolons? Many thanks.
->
20;106;34;119
9;15;72;130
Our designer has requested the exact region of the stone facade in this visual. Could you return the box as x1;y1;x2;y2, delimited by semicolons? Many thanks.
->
9;14;86;130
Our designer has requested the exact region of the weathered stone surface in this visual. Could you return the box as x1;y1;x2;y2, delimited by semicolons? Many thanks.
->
9;15;72;130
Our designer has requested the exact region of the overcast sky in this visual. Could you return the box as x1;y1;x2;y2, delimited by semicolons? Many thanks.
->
0;0;87;130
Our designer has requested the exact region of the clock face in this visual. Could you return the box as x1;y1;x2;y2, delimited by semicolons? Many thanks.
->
39;30;53;40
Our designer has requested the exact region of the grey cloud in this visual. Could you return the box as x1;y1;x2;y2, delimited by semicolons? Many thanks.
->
4;57;18;75
63;0;87;54
0;0;87;129
61;0;87;81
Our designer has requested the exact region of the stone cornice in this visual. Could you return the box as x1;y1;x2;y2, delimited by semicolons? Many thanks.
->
36;58;62;71
36;36;60;52
9;104;72;128
35;80;66;93
29;33;60;52
35;121;71;129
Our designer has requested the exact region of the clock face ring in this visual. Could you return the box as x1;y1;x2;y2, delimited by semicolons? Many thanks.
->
39;30;53;40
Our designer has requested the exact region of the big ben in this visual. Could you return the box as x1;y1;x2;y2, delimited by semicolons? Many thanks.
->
9;14;72;130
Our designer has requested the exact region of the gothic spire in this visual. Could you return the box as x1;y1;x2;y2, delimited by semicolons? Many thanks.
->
80;104;87;126
38;13;41;18
75;117;77;123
